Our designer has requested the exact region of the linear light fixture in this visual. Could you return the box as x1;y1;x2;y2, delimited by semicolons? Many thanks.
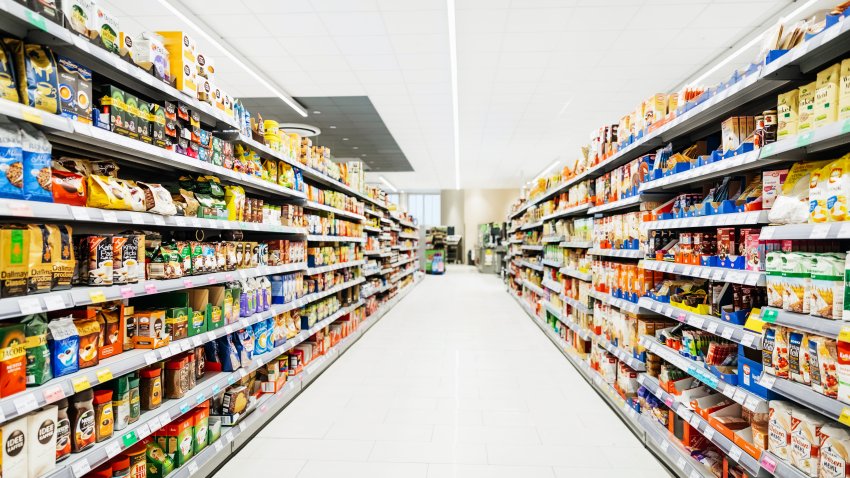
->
155;0;308;118
380;176;398;193
688;0;819;86
447;0;460;190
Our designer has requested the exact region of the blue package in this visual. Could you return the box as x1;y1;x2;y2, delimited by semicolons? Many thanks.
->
252;322;268;355
215;335;239;372
0;118;23;199
19;123;52;202
237;329;254;366
47;318;79;378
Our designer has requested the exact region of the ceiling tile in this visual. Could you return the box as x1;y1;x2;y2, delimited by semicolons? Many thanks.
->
260;14;328;36
320;12;388;35
390;34;448;53
382;10;448;35
281;36;341;56
334;36;396;55
310;0;379;11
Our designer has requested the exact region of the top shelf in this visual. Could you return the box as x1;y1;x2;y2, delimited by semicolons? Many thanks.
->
509;14;850;219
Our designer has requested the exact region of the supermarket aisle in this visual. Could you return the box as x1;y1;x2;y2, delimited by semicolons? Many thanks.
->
214;266;671;478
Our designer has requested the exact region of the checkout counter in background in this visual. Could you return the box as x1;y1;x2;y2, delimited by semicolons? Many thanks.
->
476;222;507;274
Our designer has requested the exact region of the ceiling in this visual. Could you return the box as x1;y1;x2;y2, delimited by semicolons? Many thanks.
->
240;96;412;173
103;0;825;191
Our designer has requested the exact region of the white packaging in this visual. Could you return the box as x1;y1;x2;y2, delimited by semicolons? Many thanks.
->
27;406;58;477
820;424;850;478
768;400;794;460
2;416;28;478
62;0;96;38
763;169;788;209
790;408;827;477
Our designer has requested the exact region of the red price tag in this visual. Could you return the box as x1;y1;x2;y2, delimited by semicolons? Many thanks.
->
760;454;777;473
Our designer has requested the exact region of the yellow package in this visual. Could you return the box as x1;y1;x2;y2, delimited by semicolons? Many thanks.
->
224;185;245;221
798;82;817;131
278;161;294;189
814;63;840;129
840;59;850;120
827;155;850;221
0;40;19;103
769;160;831;225
87;175;131;210
6;39;59;114
809;165;829;223
777;89;799;139
262;158;277;183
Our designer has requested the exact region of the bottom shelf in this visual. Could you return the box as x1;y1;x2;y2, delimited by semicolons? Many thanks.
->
189;275;423;478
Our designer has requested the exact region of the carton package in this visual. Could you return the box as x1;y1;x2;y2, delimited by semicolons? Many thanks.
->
2;416;27;478
839;58;850;121
798;82;817;131
790;408;826;476
91;3;120;54
156;31;196;96
56;56;93;124
134;32;170;82
815;63;840;129
61;0;96;39
28;405;58;476
768;400;794;460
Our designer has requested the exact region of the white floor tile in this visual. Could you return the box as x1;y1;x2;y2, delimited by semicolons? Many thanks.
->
215;267;671;477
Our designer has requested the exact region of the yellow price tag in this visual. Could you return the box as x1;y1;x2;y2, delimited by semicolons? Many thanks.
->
839;407;850;427
96;368;113;383
743;308;766;334
18;106;43;125
71;376;91;393
89;290;107;304
839;326;850;344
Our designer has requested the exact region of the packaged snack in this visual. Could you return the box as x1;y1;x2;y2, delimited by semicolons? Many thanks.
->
0;117;23;199
789;330;811;385
87;175;130;210
814;63;840;129
23;313;52;386
769;400;794;460
6;40;60;114
19;123;52;202
773;326;790;379
27;405;57;476
0;40;19;103
47;318;78;378
810;253;845;319
798;82;817;132
46;224;74;290
27;224;53;294
809;165;829;223
0;323;26;397
73;316;100;368
778;89;799;138
819;424;850;478
810;336;839;398
790;408;826;476
139;182;177;215
50;168;86;206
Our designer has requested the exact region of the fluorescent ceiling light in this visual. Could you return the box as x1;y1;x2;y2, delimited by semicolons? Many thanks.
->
155;0;308;118
687;0;819;86
380;176;398;193
447;0;460;190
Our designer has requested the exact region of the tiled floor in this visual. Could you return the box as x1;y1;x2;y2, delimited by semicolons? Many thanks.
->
213;266;673;477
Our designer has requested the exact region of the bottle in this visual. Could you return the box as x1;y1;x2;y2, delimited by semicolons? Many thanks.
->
111;456;131;478
112;374;130;431
69;389;95;452
128;372;140;423
55;397;71;461
139;367;162;410
93;389;114;442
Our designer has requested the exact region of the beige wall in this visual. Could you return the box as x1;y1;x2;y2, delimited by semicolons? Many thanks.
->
438;188;519;261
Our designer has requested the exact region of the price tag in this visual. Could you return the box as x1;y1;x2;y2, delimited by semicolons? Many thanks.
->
689;471;701;478
721;386;737;399
156;413;171;428
721;328;734;340
660;440;669;452
191;337;202;348
71;376;91;393
135;423;151;440
760;227;775;240
121;430;139;447
144;352;157;365
677;457;687;470
740;333;755;348
839;407;850;427
71;207;90;221
153;215;166;226
206;332;216;342
759;373;777;389
183;278;194;288
699;268;711;278
839;222;850;238
24;9;48;31
130;212;145;225
101;211;118;224
728;446;743;461
175;216;187;227
225;431;234;443
744;395;761;412
96;368;113;383
690;317;705;329
213;440;224;452
760;453;778;473
797;131;815;147
89;290;107;304
188;462;199;475
18;297;43;315
178;340;189;352
811;223;831;239
224;325;233;334
732;388;746;404
71;460;91;477
703;427;715;441
13;394;38;415
239;368;248;378
105;441;122;459
43;385;65;403
711;270;725;281
180;402;190;414
144;282;158;294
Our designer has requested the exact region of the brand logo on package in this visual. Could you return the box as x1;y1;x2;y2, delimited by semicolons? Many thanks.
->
38;420;56;444
197;54;205;66
5;430;24;456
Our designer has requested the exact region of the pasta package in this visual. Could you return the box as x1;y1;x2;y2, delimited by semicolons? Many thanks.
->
778;89;799;138
810;253;845;319
814;63;841;129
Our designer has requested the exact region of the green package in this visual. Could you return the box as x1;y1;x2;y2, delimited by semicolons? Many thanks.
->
23;313;51;385
145;441;174;478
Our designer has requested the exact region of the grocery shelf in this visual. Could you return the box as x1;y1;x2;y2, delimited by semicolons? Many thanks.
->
760;307;844;339
363;267;382;277
508;238;523;244
305;259;366;275
520;220;544;230
365;208;381;217
543;301;594;341
641;210;770;231
541;235;565;243
0;262;307;323
640;336;767;413
755;373;849;425
541;278;563;294
398;232;419;240
517;259;544;272
638;374;766;477
588;248;644;259
397;218;415;228
522;280;548;297
559;241;593;249
42;298;365;478
362;283;390;298
589;290;644;314
364;249;391;257
392;267;417;283
306;234;366;243
397;246;418;252
392;256;415;267
558;267;591;282
638;297;762;349
588;195;641;214
639;150;785;193
596;335;645;371
760;220;850;240
542;259;564;268
364;225;382;233
640;260;765;286
521;244;544;251
380;267;394;275
561;294;591;314
0;199;308;234
540;203;592;222
303;201;366;222
639;409;724;478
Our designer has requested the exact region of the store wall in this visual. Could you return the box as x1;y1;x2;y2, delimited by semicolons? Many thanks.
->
438;188;519;262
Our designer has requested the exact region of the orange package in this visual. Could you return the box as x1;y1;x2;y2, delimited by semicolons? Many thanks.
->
0;323;27;397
